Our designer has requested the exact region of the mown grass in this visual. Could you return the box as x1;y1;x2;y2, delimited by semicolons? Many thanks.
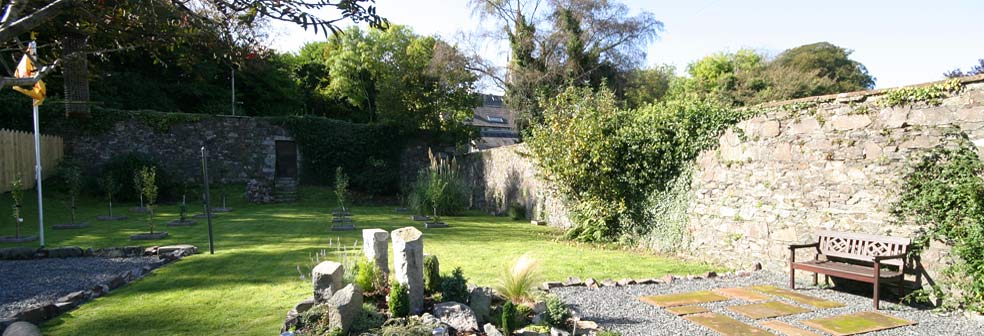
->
0;186;716;335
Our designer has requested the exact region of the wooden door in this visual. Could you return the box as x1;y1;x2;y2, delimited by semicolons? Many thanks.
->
275;140;297;178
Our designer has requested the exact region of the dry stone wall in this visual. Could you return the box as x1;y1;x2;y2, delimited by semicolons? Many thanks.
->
686;77;984;281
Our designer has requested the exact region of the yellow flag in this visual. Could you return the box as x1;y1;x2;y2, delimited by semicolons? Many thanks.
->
11;53;46;106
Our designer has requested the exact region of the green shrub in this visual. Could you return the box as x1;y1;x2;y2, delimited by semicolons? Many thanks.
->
351;303;386;332
9;177;23;237
501;301;516;335
440;267;469;303
334;167;349;211
137;166;159;234
423;255;441;294
99;152;176;202
408;149;469;217
354;259;383;293
508;202;526;220
378;315;441;336
496;253;541;304
389;281;410;318
543;295;571;327
513;304;533;329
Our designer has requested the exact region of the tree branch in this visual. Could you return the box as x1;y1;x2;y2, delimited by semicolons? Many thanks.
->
0;0;73;43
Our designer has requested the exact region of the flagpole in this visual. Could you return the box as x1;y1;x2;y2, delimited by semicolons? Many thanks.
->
32;101;44;247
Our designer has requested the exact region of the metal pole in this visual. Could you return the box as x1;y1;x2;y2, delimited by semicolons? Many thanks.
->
230;67;235;116
201;146;215;254
32;103;44;247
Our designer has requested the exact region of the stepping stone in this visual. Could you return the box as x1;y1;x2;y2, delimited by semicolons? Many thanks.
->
800;311;915;336
665;305;709;316
759;321;820;336
639;290;729;308
683;313;772;336
748;285;845;309
713;287;770;302
727;301;811;319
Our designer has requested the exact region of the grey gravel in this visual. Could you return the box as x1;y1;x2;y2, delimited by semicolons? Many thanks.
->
0;256;162;318
551;271;984;336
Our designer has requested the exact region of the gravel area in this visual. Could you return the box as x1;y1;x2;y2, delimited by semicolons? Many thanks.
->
0;256;162;318
552;271;984;336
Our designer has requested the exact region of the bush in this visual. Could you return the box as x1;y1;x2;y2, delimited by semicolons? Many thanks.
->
423;255;441;294
508;202;526;220
440;267;469;303
351;303;386;332
408;149;469;217
354;259;383;294
496;253;541;304
501;301;516;335
389;281;410;318
543;295;571;327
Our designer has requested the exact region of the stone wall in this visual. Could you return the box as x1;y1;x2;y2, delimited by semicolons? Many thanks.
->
458;144;573;227
66;115;293;183
685;77;984;282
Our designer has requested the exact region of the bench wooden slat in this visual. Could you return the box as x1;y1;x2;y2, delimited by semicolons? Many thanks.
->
817;231;910;267
794;260;902;278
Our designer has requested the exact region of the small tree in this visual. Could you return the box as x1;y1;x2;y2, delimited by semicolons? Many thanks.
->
133;171;144;209
10;177;24;238
335;167;349;212
218;166;229;209
138;166;159;233
61;165;82;224
99;173;120;217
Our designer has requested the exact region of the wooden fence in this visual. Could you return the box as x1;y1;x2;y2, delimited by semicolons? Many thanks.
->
0;129;64;193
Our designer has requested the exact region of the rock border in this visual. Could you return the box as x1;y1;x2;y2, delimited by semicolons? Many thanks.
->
0;245;198;333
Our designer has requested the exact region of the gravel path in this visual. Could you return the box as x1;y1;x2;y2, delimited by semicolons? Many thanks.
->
551;271;984;336
0;256;162;318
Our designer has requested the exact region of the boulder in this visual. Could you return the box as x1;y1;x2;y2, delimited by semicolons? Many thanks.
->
432;302;479;333
550;327;571;336
158;245;197;257
0;247;36;260
469;287;492;323
312;261;344;303
2;322;41;336
294;297;316;314
326;284;363;334
484;323;504;336
47;246;83;258
392;227;425;314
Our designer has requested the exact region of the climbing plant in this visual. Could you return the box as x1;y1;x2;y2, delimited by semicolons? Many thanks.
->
894;134;984;312
880;79;962;107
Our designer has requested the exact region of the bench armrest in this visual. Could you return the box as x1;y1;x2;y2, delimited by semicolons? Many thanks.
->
788;242;819;250
872;253;907;262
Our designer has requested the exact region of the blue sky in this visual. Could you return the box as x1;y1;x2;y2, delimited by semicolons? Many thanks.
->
270;0;984;90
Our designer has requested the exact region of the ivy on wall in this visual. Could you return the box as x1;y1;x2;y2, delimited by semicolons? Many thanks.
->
894;134;984;312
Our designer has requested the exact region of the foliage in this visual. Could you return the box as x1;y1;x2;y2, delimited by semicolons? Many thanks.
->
351;303;386;333
334;167;349;212
880;79;962;107
354;259;383;294
138;166;159;233
944;59;984;78
508;202;526;220
543;295;571;327
495;253;541;304
638;166;694;252
500;301;516;335
98;173;120;204
893;136;984;312
378;315;441;336
388;281;410;318
58;163;83;224
596;331;623;336
423;255;442;294
98;152;176;202
772;42;875;92
624;65;675;109
9;176;23;237
272;116;407;195
408;150;469;216
440;267;469;303
527;86;742;241
293;304;344;336
514;304;533;329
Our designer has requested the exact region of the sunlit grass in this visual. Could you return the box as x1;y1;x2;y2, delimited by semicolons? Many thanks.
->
0;186;717;335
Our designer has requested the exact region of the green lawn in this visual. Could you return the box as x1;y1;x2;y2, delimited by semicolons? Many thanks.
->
0;187;716;335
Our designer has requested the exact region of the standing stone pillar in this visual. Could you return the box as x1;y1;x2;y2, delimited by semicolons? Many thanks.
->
312;261;343;302
362;229;389;276
392;226;424;314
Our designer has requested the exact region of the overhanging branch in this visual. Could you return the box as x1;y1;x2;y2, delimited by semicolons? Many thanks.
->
0;0;73;43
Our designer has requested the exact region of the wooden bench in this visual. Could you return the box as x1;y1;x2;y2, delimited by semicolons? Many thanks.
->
789;230;911;309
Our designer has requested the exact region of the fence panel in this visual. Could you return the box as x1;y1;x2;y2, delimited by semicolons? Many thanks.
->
0;129;64;193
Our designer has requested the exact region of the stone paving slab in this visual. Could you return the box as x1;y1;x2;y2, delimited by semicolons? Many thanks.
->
683;313;773;336
749;285;845;309
727;301;812;319
758;321;820;336
665;305;709;316
639;291;730;308
712;287;770;302
800;311;915;336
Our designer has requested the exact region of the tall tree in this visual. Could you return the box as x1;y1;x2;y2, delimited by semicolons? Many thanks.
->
771;42;875;92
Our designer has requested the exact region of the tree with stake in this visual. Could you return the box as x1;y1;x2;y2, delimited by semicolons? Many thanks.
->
214;166;232;212
335;167;349;213
10;177;23;238
130;166;167;240
54;164;88;229
132;170;146;213
97;173;124;220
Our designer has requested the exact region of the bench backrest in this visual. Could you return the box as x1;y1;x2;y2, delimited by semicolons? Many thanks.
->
816;230;911;267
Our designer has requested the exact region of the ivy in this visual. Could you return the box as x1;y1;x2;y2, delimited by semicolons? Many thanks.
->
880;79;962;107
893;134;984;312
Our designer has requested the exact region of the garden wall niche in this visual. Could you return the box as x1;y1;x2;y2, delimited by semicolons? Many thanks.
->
685;77;984;284
458;144;573;228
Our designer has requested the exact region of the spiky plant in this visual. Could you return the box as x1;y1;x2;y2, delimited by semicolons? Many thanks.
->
496;253;541;304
